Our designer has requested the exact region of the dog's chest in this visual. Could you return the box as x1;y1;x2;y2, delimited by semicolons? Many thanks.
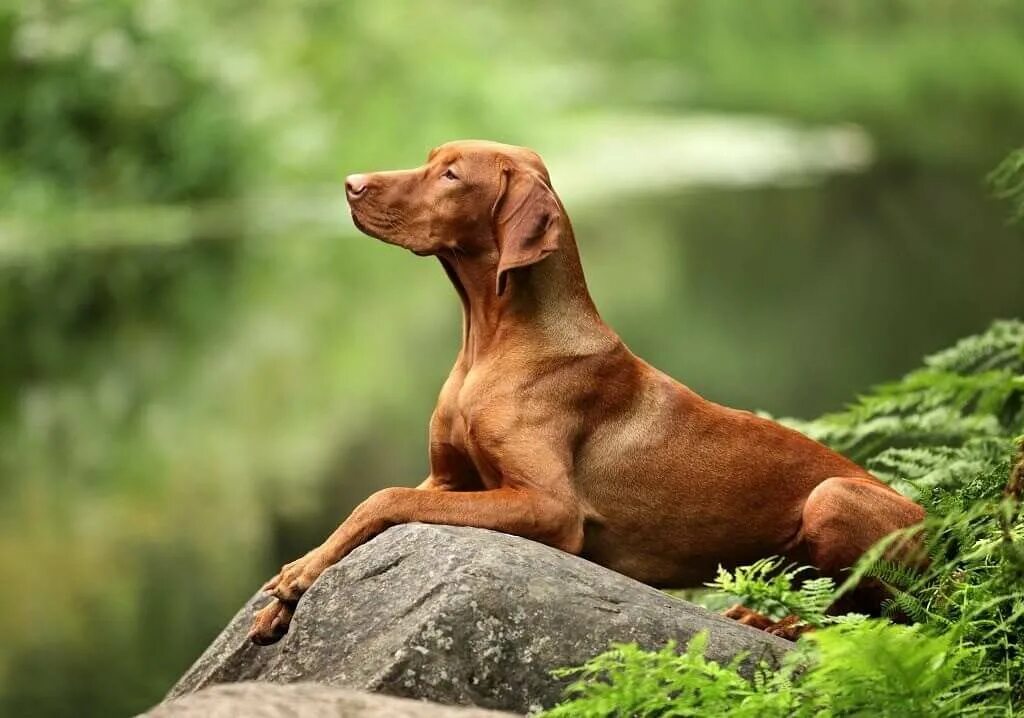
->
439;368;504;442
432;365;517;479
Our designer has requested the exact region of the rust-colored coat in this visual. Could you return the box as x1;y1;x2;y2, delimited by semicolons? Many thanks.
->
249;141;924;644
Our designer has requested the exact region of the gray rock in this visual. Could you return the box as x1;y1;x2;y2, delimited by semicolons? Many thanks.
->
145;682;516;717
167;524;792;714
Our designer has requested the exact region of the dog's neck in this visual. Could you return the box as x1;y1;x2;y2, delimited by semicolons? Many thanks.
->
439;221;615;366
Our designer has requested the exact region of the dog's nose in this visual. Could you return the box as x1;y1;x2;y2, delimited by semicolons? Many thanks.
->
345;174;368;199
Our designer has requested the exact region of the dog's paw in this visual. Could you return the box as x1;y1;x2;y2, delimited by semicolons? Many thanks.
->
722;604;813;642
765;614;814;641
248;599;294;645
262;550;327;603
722;603;776;631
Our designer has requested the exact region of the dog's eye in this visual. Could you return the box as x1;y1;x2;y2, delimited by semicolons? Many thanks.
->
442;168;459;181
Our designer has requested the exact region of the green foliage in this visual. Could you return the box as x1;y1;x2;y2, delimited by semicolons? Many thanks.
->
784;320;1024;475
867;439;1010;500
0;237;237;403
849;463;1024;708
544;634;794;718
0;3;254;209
544;622;996;718
793;620;1000;718
990;148;1024;225
545;322;1024;716
546;497;1023;717
579;0;1024;172
705;557;836;628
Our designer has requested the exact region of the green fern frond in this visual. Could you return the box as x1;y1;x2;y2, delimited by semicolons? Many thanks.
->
925;319;1024;374
783;320;1024;466
868;437;1011;500
705;557;836;626
786;577;835;626
989;150;1024;226
863;558;923;591
881;590;932;623
786;409;1004;466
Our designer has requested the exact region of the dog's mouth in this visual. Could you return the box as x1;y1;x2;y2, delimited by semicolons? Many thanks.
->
348;204;393;243
348;209;379;239
348;204;433;256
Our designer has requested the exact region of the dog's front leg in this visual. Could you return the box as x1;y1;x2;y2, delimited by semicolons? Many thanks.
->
249;484;581;644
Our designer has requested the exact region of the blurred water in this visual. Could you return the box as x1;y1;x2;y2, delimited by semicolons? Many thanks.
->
548;112;873;200
580;170;1024;417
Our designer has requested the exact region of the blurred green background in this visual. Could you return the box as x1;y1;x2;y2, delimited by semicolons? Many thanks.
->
1;1;1023;715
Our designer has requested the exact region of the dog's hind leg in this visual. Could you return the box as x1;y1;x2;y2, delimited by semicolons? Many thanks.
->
722;477;924;638
792;476;926;615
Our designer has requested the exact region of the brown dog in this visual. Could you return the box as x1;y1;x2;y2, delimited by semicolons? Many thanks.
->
248;140;924;645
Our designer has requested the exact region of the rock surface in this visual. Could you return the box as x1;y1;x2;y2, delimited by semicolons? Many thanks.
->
145;682;516;717
166;524;792;714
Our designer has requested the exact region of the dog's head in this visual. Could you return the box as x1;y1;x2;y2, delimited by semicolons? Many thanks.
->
346;140;562;295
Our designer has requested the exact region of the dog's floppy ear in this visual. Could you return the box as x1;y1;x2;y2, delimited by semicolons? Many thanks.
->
493;164;561;296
